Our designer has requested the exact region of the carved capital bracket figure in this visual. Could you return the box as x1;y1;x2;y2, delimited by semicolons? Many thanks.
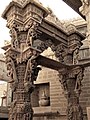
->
58;66;84;120
24;51;41;93
26;20;40;47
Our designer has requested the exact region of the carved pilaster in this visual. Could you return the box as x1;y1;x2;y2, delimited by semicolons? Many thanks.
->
58;66;84;120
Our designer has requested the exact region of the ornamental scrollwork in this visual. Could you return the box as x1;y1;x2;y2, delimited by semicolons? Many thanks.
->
80;0;89;6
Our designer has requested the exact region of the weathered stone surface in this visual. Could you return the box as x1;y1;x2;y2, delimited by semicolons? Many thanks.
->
1;0;87;120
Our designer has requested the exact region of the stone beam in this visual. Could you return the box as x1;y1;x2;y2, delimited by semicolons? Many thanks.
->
36;55;90;70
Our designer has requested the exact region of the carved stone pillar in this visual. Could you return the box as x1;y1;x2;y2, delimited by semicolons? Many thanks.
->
58;66;84;120
57;25;84;120
2;1;49;120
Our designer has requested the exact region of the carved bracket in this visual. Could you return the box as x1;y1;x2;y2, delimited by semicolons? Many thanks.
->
24;52;41;92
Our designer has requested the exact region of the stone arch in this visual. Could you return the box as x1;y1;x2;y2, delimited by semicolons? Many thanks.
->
36;39;67;63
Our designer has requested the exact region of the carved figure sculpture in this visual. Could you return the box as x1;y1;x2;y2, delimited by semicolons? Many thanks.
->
26;21;39;46
75;69;84;94
73;48;79;64
10;27;19;48
6;56;18;82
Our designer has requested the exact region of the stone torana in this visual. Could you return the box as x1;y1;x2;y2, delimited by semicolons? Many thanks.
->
2;0;90;120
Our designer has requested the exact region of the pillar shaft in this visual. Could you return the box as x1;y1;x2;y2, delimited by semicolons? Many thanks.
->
58;66;84;120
